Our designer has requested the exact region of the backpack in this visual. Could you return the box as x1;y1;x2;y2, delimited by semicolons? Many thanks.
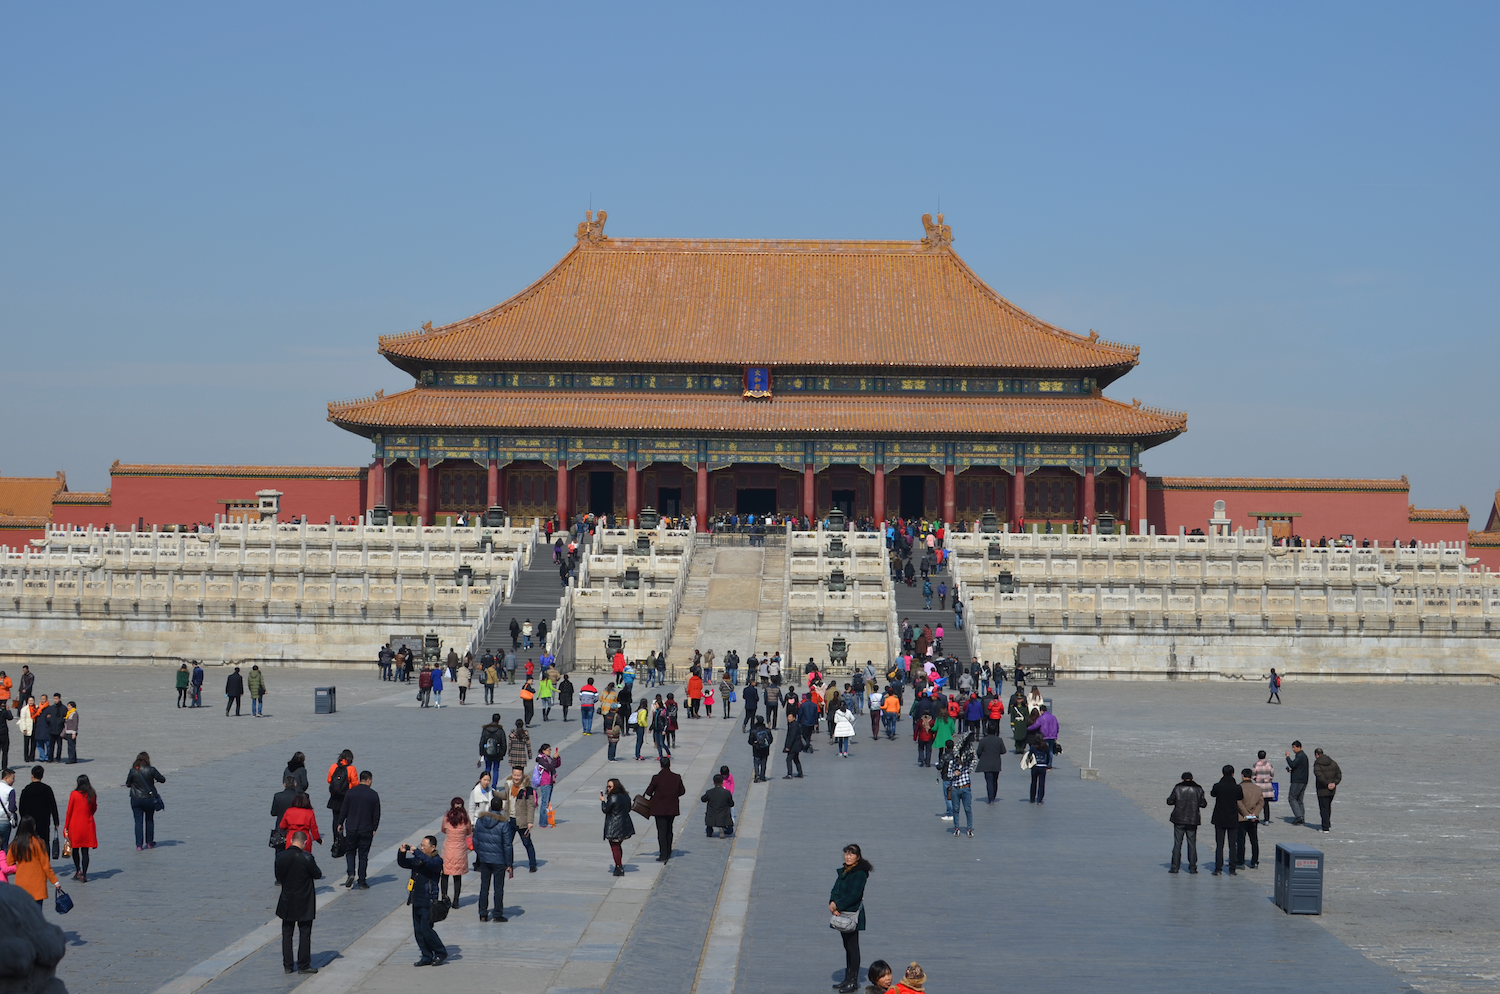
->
483;730;503;758
531;764;543;788
752;728;773;751
330;763;349;795
947;700;961;718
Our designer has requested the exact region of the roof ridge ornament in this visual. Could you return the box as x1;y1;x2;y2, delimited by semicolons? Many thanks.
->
576;209;608;246
920;213;953;250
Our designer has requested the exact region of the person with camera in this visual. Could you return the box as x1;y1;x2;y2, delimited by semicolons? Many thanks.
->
397;836;448;966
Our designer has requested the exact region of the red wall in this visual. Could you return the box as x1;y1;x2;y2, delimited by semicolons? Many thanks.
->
1407;519;1471;545
1149;484;1418;543
48;470;367;531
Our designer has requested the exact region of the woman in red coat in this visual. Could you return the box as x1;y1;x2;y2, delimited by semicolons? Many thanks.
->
686;674;703;718
65;774;99;882
278;793;322;847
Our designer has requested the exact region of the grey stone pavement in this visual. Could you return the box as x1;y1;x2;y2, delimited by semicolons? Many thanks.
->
10;660;1489;994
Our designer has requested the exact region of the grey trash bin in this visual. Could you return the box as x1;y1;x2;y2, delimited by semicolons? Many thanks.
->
314;686;337;715
1275;842;1323;914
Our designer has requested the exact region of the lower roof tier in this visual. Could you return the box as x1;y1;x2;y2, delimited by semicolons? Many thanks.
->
329;387;1186;444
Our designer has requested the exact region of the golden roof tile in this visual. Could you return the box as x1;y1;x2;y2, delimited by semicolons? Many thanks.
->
110;463;366;479
0;472;66;519
328;388;1187;441
378;214;1142;376
1408;506;1469;523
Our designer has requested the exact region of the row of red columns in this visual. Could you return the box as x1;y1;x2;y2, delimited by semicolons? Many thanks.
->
371;457;1146;531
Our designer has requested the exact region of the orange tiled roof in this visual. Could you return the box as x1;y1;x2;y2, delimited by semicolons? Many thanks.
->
1486;490;1500;532
110;462;366;480
328;387;1187;440
0;514;51;530
1470;530;1500;548
0;472;66;518
1149;476;1409;492
378;215;1141;376
1408;505;1468;523
53;490;110;505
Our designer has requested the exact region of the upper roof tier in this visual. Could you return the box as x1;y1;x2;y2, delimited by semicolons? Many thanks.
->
378;212;1142;380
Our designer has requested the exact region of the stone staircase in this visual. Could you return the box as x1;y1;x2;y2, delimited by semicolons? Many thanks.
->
663;543;716;675
754;542;787;659
892;560;974;665
479;542;569;660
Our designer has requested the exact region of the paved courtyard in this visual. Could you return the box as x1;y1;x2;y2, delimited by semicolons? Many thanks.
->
6;662;1492;994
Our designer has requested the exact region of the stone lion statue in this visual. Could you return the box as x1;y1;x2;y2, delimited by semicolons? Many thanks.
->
0;884;67;994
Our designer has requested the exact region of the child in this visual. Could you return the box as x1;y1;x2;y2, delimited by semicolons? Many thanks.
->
703;686;715;718
865;961;893;994
718;765;735;795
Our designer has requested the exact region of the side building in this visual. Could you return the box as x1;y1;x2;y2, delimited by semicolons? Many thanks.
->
329;212;1187;531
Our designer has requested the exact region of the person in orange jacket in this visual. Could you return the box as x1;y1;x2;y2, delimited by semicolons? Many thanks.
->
685;673;703;718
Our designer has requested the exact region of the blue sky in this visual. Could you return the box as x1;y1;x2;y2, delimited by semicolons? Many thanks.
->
3;4;1496;516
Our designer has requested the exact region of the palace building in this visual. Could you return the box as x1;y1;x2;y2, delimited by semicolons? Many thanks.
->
327;212;1188;531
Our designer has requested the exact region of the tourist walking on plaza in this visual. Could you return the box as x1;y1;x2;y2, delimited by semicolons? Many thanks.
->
833;699;856;758
439;797;471;905
1267;668;1282;704
782;711;806;779
600;778;634;877
278;792;323;847
509;719;532;769
431;664;444;708
519;679;535;725
535;745;561;825
19;766;59;854
60;701;79;764
1313;748;1342;832
327;750;356;834
1023;731;1050;804
283;752;310;795
126;752;166;850
275;830;322;975
191;661;204;706
579;679;598;733
18;698;36;762
339;771;379;888
175;664;190;708
473;792;514;920
397;837;448;966
828;843;871;993
6;817;59;912
644;757;685;862
945;735;976;837
1167;771;1206;873
225;666;244;716
1253;751;1275;824
1284;740;1309;825
0;712;9;773
0;769;16;850
740;681;759;732
1209;765;1243;875
975;728;1004;803
480;715;506;784
63;774;97;881
247;665;267;717
747;717;773;781
1236;769;1264;868
504;768;539;871
43;694;66;764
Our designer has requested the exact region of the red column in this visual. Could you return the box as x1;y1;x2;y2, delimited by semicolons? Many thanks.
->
1011;466;1026;531
696;462;709;532
556;463;570;526
487;459;500;508
1132;467;1147;533
417;458;431;525
369;459;385;510
873;464;886;530
803;464;815;521
943;465;956;525
1082;466;1096;526
626;461;639;525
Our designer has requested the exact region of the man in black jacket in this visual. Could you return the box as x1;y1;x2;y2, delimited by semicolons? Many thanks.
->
225;667;244;716
644;758;686;862
44;695;67;765
1209;765;1244;876
398;837;448;966
1284;740;1309;825
270;776;299;843
974;731;1005;804
338;771;381;888
275;831;323;974
740;682;759;732
1167;772;1208;873
19;766;59;852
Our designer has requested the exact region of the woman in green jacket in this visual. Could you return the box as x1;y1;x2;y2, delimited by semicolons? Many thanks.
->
247;665;267;718
175;665;190;709
538;676;555;722
828;843;872;993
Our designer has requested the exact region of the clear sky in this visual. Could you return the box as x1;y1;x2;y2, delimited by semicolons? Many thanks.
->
3;4;1496;516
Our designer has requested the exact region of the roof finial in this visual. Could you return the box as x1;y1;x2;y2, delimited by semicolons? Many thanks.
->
576;209;608;246
920;213;953;250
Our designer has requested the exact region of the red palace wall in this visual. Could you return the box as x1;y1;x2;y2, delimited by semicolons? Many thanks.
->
49;466;368;531
1147;478;1469;545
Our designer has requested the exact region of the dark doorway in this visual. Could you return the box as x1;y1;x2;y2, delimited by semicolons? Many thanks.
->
831;489;856;518
737;488;776;515
899;476;925;519
588;472;615;516
658;487;682;516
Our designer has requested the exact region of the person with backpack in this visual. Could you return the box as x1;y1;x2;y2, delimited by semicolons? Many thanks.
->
327;750;356;835
747;716;773;781
1267;668;1282;705
479;715;506;784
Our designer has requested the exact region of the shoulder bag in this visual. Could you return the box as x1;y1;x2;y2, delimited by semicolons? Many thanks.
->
830;905;861;932
631;793;652;817
429;896;452;922
330;830;348;859
269;827;287;849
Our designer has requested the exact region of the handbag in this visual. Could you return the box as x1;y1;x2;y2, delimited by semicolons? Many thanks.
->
54;887;74;915
330;831;348;859
547;803;556;827
830;906;861;933
1272;782;1280;802
429;896;452;923
269;827;287;849
630;794;652;817
51;836;60;859
1021;749;1037;770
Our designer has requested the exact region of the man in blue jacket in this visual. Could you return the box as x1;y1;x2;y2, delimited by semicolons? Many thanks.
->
797;694;820;754
397;837;448;966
